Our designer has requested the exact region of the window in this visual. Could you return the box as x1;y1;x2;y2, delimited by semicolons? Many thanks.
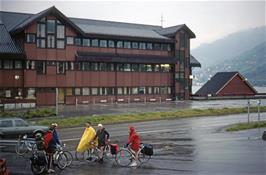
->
124;64;131;71
180;33;186;48
83;38;90;47
147;87;153;94
154;64;160;72
139;87;145;94
147;43;153;50
124;87;129;95
66;37;74;45
3;60;13;69
117;41;123;48
160;87;168;94
167;87;172;94
117;88;123;95
36;61;46;74
5;90;11;98
161;44;168;51
91;88;98;95
106;63;114;71
161;64;170;72
26;88;36;99
14;61;22;69
131;64;139;72
26;34;36;43
139;64;147;72
99;63;107;71
37;39;46;48
57;62;65;74
82;88;90;95
106;88;114;95
75;88;81;95
108;40;115;48
56;25;65;38
15;119;27;127
139;42;146;50
167;44;171;51
74;62;81;70
154;43;161;50
66;88;73;96
154;87;160;94
132;42;138;49
132;87;138;95
57;40;65;49
91;63;98;71
0;120;12;127
146;64;152;72
74;38;81;46
46;34;55;48
82;62;90;71
100;40;107;47
124;41;131;49
99;88;107;95
26;60;35;69
47;20;56;33
91;39;99;47
37;24;45;37
117;64;124;71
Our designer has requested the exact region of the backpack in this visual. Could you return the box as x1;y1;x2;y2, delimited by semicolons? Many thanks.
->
142;144;153;156
110;144;119;155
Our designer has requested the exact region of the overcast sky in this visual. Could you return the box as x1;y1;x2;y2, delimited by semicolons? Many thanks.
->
1;0;265;48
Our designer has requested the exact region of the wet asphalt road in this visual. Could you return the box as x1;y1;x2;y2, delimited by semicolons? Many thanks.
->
2;112;266;175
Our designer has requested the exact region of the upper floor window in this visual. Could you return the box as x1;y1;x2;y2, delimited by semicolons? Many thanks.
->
3;60;13;69
83;38;90;47
139;42;146;50
99;40;107;47
56;25;65;39
47;35;55;48
35;61;46;74
154;43;161;50
57;40;65;49
47;20;56;34
131;64;139;72
108;40;115;48
161;44;168;51
117;41;123;48
124;41;131;49
57;62;65;74
14;61;22;69
74;38;81;46
132;42;138;49
91;39;99;47
26;34;36;43
37;24;46;37
147;43;153;50
66;37;74;45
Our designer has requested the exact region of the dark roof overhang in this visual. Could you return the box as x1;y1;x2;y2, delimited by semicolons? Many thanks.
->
190;55;201;67
76;51;178;64
157;24;196;39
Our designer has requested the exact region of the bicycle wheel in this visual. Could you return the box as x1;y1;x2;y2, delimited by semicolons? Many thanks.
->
115;149;132;167
64;151;73;167
138;151;151;164
75;151;85;161
30;159;47;175
56;152;68;170
15;139;28;156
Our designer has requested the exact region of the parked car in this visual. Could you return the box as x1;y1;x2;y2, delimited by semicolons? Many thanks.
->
0;118;49;139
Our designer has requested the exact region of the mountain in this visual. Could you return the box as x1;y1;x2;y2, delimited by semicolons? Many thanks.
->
192;26;266;66
192;26;266;86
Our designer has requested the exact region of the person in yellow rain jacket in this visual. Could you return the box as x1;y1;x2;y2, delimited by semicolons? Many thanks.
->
76;121;97;152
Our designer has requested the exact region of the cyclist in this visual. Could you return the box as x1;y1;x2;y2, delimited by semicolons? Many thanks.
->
126;126;140;167
93;123;110;164
44;123;60;173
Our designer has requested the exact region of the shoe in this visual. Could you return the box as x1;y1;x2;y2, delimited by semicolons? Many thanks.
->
47;169;55;173
129;161;137;167
86;157;92;161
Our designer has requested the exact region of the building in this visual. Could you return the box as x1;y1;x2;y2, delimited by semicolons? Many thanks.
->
195;72;257;97
0;6;200;108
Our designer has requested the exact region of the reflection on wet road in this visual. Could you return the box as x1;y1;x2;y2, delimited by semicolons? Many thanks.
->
2;112;266;175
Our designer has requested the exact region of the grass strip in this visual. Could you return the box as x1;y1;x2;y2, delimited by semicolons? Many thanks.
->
226;121;266;132
33;106;266;128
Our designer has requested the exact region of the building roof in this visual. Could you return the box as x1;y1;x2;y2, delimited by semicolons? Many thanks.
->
0;23;24;59
190;55;201;67
195;72;257;96
76;52;178;64
0;6;195;41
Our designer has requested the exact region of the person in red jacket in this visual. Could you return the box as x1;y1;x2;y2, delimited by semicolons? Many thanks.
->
127;126;140;167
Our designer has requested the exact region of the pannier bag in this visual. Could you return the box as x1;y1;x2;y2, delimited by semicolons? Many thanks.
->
143;144;153;156
110;144;119;155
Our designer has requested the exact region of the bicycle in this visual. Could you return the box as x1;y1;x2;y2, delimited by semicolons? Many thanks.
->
75;141;111;162
15;134;36;156
115;143;152;167
53;144;73;168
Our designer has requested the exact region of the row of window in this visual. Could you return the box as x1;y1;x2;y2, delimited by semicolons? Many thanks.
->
71;86;172;96
26;60;173;74
0;60;23;69
0;88;36;99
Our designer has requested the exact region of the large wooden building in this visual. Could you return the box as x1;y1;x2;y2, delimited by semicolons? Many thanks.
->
0;6;200;108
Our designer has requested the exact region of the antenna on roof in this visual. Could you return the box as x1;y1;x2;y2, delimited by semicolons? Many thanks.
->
160;13;165;27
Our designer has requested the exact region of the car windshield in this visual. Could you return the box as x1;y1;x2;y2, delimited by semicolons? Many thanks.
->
15;119;28;127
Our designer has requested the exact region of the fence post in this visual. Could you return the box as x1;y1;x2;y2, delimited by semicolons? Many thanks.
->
258;100;261;122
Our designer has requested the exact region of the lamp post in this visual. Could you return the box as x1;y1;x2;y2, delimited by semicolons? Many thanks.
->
14;75;20;109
